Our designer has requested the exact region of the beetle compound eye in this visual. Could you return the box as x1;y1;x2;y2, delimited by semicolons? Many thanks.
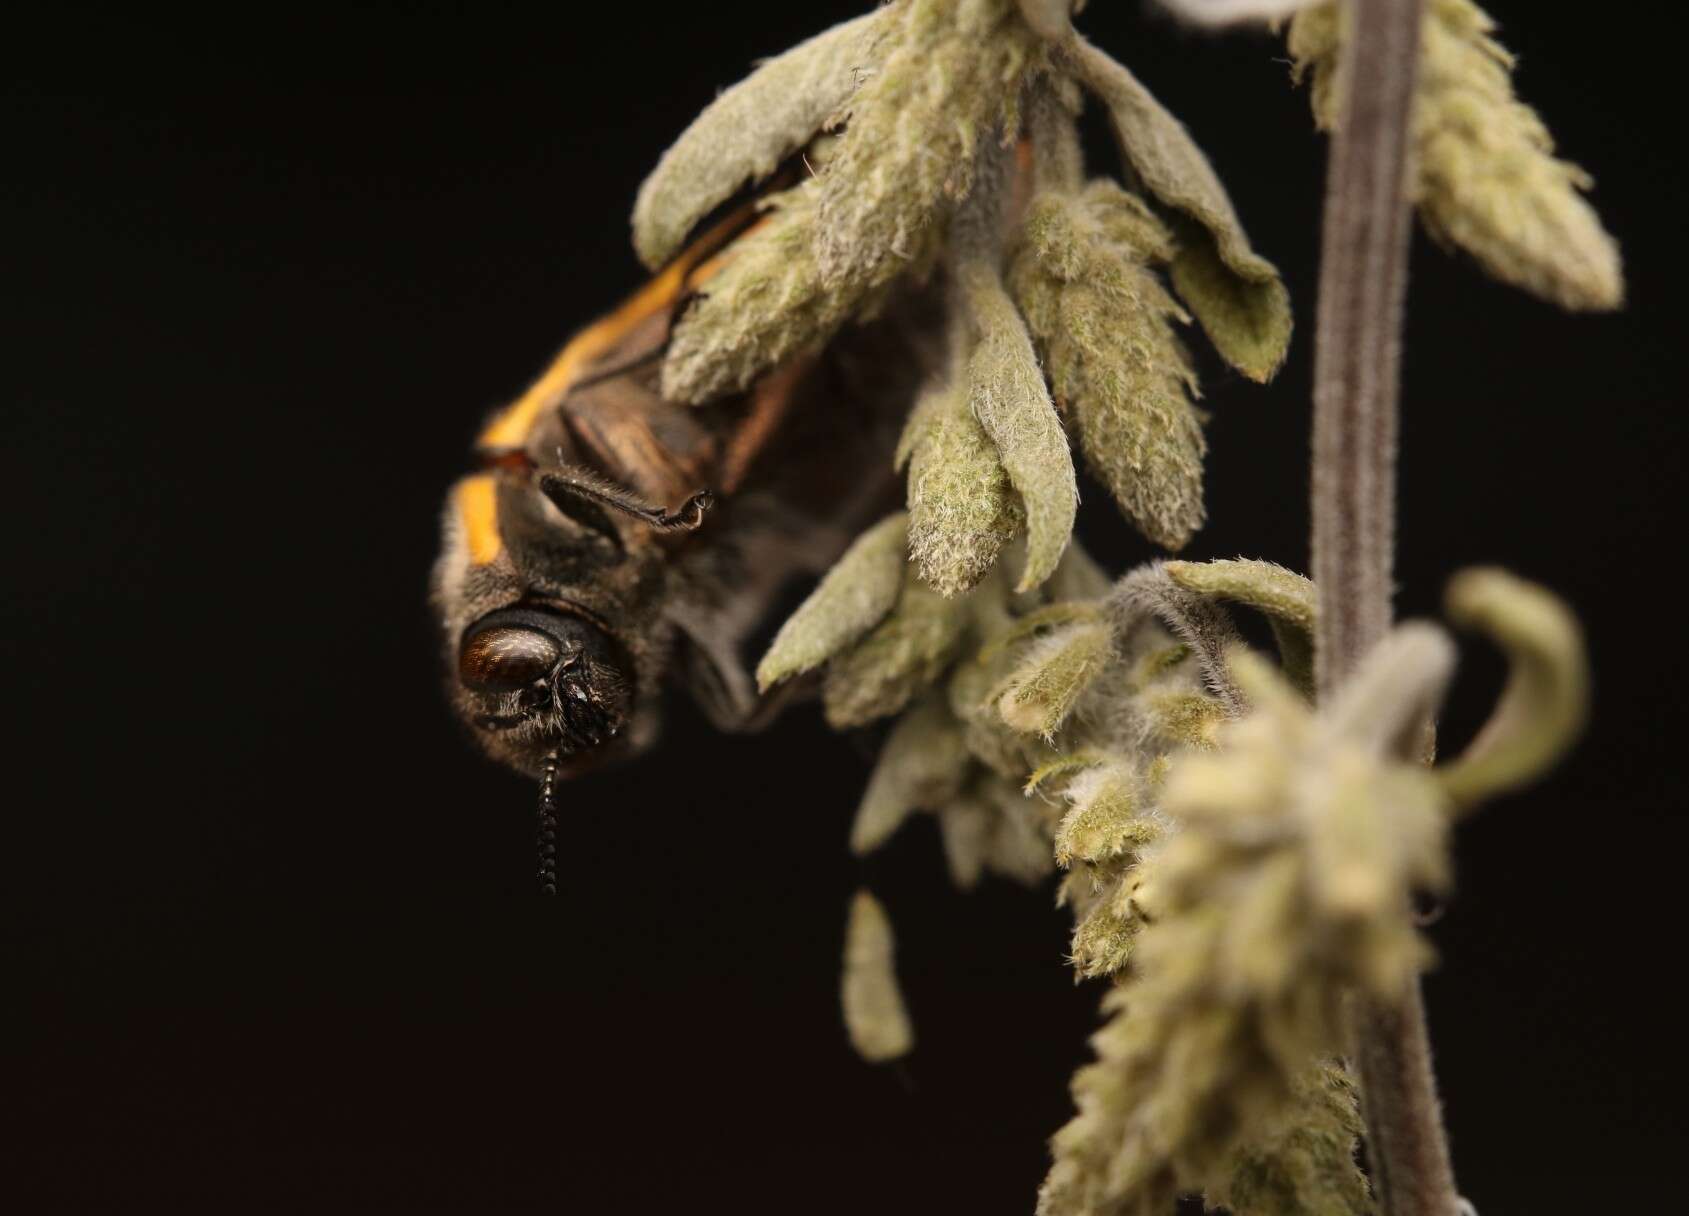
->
457;606;632;756
459;623;562;692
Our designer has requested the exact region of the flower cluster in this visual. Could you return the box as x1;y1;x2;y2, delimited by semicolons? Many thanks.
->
636;0;1291;590
1039;569;1588;1216
630;4;1598;1214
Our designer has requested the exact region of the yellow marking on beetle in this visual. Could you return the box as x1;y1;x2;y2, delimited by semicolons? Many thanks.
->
455;474;503;565
475;206;757;453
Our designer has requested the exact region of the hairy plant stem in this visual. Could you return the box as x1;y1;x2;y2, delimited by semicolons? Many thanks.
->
1308;2;1460;1216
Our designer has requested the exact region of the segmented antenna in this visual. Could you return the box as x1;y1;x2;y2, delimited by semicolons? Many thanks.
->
536;747;561;896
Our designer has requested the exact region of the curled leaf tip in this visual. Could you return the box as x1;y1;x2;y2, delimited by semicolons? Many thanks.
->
1437;568;1589;812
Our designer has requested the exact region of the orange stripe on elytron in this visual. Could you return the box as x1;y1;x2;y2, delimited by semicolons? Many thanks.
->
475;205;762;453
455;474;503;565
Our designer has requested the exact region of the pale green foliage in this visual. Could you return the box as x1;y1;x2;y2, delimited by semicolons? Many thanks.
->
1054;759;1164;979
1069;35;1291;335
1010;188;1207;551
1208;1067;1375;1216
631;10;890;270
814;0;1040;292
662;178;897;404
842;890;915;1063
1039;620;1219;980
1289;0;1623;310
757;512;908;690
903;378;1024;598
851;693;971;856
1040;637;1454;1216
1166;558;1317;693
959;259;1079;591
949;615;1064;781
1169;233;1294;383
1437;567;1590;811
995;620;1115;739
969;771;1064;885
824;574;970;728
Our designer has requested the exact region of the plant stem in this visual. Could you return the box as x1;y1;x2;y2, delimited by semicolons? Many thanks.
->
1308;2;1460;1216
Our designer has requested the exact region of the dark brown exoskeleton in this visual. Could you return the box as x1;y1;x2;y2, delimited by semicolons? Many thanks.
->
430;206;939;890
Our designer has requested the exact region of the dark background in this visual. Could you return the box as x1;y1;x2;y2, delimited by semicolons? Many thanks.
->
5;1;1683;1210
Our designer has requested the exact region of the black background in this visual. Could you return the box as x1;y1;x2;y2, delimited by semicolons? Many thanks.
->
6;1;1684;1211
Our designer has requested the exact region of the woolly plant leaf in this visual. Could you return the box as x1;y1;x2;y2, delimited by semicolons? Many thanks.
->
851;694;971;857
1070;37;1286;288
1052;761;1145;867
632;11;890;270
1166;558;1317;695
823;577;971;729
905;379;1023;597
814;0;1039;293
661;180;874;404
1169;231;1293;382
1011;191;1206;551
959;260;1078;592
994;620;1115;740
757;513;909;690
841;890;914;1063
1436;567;1589;811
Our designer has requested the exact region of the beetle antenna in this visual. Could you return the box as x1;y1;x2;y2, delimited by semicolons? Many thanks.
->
541;462;713;532
536;745;561;896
